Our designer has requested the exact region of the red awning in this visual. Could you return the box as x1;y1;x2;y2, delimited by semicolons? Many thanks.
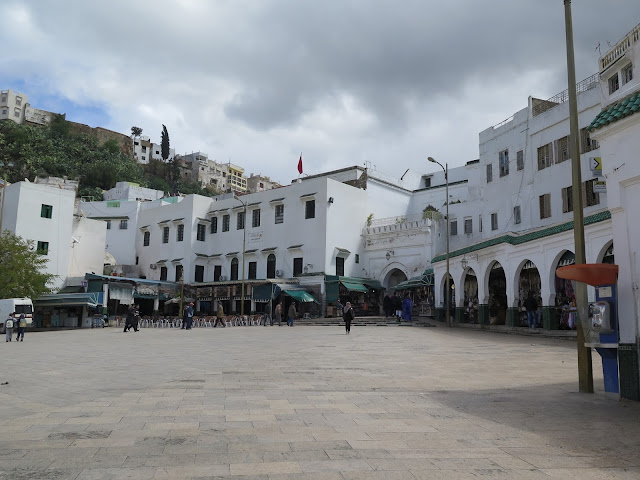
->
556;263;618;287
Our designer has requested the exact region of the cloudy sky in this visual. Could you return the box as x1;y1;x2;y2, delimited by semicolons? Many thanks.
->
2;1;640;185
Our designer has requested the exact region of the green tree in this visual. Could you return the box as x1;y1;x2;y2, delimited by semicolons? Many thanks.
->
0;231;55;299
161;124;170;161
131;126;143;138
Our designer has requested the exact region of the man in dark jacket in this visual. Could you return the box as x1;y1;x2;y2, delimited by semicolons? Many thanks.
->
343;301;354;335
383;294;393;318
523;292;538;329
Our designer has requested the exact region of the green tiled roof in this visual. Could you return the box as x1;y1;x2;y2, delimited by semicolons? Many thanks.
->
588;91;640;131
431;210;611;263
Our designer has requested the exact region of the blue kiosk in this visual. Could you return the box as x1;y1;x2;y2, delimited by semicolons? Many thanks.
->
556;263;620;394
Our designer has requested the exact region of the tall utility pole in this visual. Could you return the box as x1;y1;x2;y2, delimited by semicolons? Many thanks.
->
564;0;594;393
428;157;450;327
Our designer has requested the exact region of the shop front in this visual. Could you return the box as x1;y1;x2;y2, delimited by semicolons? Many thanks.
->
393;270;434;317
34;292;104;328
325;276;382;317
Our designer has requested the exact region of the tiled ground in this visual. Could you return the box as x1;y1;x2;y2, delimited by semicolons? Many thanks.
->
0;325;638;479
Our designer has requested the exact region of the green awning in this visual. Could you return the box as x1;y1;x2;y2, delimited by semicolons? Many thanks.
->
394;275;433;290
341;281;368;293
282;290;318;303
252;283;281;301
34;292;103;308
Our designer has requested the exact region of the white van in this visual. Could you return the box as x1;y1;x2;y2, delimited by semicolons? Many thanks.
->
0;298;34;333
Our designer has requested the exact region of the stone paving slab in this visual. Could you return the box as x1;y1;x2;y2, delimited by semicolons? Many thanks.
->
0;326;639;479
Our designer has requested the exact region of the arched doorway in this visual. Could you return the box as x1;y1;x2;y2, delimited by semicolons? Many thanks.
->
488;261;507;325
555;250;576;330
385;268;407;289
463;268;478;323
518;259;541;327
441;273;455;311
601;243;615;265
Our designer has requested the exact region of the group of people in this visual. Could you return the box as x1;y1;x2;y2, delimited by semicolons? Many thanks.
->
123;304;140;332
178;300;299;328
383;293;413;321
5;312;27;342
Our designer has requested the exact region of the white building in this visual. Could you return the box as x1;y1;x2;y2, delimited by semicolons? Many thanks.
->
246;173;281;193
0;181;106;291
133;135;175;164
103;181;165;202
1;88;58;125
589;21;640;401
428;74;611;328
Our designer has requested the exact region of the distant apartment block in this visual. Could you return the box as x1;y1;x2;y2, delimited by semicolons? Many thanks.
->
246;173;281;193
178;152;248;193
132;135;175;164
1;89;59;126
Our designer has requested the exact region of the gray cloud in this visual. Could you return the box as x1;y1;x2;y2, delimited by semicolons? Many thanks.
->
1;0;640;183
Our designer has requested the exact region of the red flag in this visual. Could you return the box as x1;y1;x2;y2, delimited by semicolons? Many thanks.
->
297;155;303;174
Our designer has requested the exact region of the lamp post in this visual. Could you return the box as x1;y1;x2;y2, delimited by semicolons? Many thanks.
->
234;195;247;316
428;157;450;327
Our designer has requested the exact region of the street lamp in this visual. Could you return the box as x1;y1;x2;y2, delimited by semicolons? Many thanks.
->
234;195;247;316
428;156;450;327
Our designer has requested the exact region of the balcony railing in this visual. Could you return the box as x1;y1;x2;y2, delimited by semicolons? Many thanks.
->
362;213;431;235
531;73;599;117
600;23;640;72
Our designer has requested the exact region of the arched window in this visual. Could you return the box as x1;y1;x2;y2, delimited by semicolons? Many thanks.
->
230;258;239;281
267;254;276;279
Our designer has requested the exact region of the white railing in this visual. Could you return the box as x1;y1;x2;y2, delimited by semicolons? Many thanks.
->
363;213;432;235
600;23;640;72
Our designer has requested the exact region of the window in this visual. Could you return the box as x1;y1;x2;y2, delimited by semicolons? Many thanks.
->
210;217;217;234
584;179;600;207
143;231;150;246
355;254;359;264
195;265;204;282
36;241;49;255
555;136;569;163
142;146;147;152
275;204;284;224
491;213;498;231
305;200;315;219
119;219;128;230
230;258;239;281
248;262;257;280
197;224;206;241
222;214;230;232
609;74;620;94
622;63;634;85
464;218;473;235
15;96;22;106
450;219;458;236
516;150;524;171
424;177;432;188
562;186;573;213
267;254;276;279
293;257;303;276
486;164;493;183
237;211;245;230
177;224;184;242
252;209;261;228
14;109;20;118
162;226;169;243
336;256;345;276
499;149;509;177
175;265;183;282
539;193;551;219
214;265;222;282
160;266;167;281
106;220;111;230
479;214;483;233
514;206;521;225
41;204;53;219
142;156;146;161
580;128;599;153
537;143;553;170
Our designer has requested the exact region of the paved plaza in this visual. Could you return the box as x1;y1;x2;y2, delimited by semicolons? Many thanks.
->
0;325;639;480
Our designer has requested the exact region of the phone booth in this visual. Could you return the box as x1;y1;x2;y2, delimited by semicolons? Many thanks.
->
556;263;619;394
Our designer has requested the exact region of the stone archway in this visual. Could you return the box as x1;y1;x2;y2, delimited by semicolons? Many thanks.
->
463;268;478;323
516;259;541;328
597;241;615;265
383;267;408;290
488;261;507;325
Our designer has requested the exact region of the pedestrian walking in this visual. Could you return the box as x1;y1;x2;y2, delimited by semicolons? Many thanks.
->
186;303;195;329
5;312;15;342
343;301;354;335
132;305;140;332
401;294;413;321
336;299;343;317
214;303;225;328
181;303;189;329
124;305;135;332
16;314;26;341
263;301;272;327
524;292;538;329
383;293;393;318
287;302;297;327
392;294;402;321
274;301;283;326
